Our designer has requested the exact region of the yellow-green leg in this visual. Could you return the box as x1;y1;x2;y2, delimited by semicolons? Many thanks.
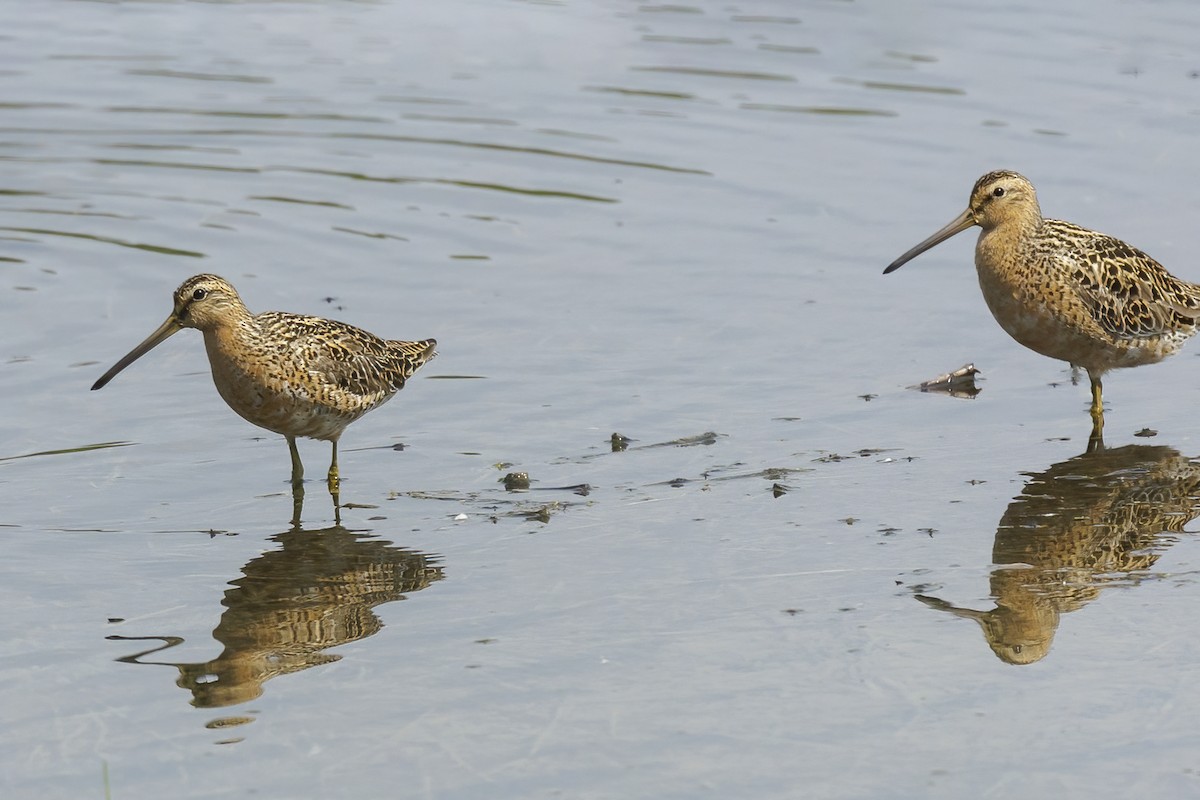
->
1087;372;1105;452
327;440;340;495
287;435;304;487
1088;374;1104;418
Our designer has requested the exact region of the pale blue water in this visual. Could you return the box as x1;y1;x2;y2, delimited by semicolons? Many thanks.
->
4;1;1200;797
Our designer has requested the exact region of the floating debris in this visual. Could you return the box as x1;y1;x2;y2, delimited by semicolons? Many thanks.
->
502;472;531;491
1134;428;1158;438
501;471;590;496
520;505;554;524
614;431;721;450
589;431;723;460
540;483;591;496
663;431;720;447
909;362;981;398
812;448;898;464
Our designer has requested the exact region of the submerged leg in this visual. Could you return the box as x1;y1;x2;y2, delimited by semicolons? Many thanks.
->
1087;371;1105;451
1088;373;1104;418
327;440;340;495
287;435;304;487
327;441;342;521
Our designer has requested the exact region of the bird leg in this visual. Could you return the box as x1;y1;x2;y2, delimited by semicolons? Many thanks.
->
327;442;342;524
1088;374;1104;418
327;440;340;496
1087;372;1106;452
287;435;304;487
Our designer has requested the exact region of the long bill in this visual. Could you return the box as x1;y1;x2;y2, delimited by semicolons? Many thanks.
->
91;314;184;390
883;207;977;274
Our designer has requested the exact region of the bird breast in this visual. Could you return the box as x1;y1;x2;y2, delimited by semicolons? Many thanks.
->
201;322;391;441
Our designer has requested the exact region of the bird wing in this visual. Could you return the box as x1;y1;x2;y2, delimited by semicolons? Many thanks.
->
259;313;433;400
1044;220;1200;341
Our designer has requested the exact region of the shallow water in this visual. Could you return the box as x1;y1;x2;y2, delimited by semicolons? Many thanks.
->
5;1;1200;797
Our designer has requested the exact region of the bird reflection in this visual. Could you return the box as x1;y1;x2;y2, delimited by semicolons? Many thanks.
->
917;444;1200;664
110;523;443;712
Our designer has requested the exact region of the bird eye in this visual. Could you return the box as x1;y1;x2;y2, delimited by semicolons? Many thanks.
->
192;288;207;301
992;186;1006;198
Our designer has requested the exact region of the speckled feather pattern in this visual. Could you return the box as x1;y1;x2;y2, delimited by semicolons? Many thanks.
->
919;445;1200;664
181;274;436;442
895;171;1200;383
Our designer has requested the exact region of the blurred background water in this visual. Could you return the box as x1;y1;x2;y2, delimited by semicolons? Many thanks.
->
5;1;1200;797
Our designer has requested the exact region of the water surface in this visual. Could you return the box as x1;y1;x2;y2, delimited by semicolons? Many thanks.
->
4;1;1200;797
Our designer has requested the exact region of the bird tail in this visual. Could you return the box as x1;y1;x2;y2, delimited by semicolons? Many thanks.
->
397;338;437;366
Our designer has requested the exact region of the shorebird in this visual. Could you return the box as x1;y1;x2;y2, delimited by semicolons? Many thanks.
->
92;274;436;494
885;171;1200;426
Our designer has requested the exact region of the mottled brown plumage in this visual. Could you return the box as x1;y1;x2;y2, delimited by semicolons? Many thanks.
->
114;525;443;708
92;274;436;492
917;444;1200;664
885;171;1200;421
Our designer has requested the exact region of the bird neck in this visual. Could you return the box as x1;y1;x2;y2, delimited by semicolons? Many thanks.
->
977;212;1042;266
